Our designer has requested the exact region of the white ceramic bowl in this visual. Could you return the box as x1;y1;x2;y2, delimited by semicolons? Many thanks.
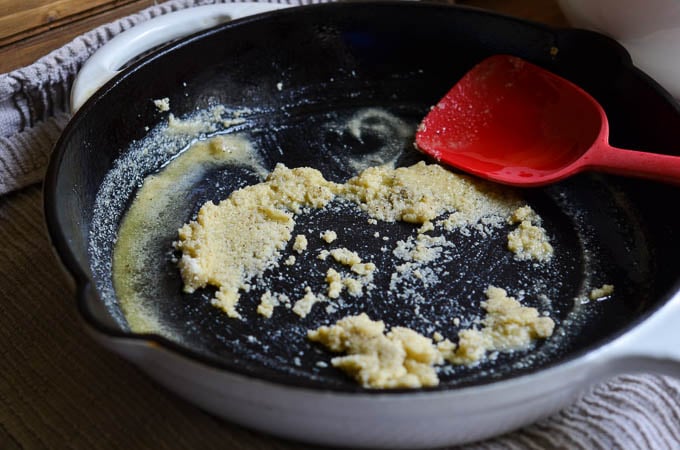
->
557;0;680;99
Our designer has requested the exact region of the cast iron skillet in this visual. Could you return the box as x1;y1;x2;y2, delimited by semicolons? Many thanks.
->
45;0;680;409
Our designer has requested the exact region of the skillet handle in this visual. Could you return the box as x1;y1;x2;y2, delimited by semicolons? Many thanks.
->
597;291;680;378
70;2;293;113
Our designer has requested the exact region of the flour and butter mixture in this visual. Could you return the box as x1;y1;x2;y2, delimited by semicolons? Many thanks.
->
307;287;554;388
111;108;610;389
165;138;559;388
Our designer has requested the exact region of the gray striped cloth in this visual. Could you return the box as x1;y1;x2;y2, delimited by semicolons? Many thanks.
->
1;1;678;448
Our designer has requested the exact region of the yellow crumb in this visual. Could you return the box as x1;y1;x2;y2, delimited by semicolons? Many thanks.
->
293;234;308;254
321;230;338;243
326;269;344;299
293;287;323;318
444;286;555;365
257;290;279;318
508;205;538;224
589;284;614;300
329;248;362;266
507;220;553;262
308;313;442;389
153;97;170;112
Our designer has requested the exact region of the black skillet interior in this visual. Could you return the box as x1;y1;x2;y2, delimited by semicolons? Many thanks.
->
46;2;680;392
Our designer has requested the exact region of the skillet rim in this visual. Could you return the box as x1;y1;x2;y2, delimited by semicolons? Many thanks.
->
44;0;680;394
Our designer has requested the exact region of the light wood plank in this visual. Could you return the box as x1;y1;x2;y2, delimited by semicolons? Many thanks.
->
0;0;161;73
0;0;140;47
0;0;121;38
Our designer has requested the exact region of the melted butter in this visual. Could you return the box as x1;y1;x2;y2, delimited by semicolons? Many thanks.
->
113;134;264;333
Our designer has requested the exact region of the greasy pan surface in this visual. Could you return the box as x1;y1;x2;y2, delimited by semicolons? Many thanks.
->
46;2;680;392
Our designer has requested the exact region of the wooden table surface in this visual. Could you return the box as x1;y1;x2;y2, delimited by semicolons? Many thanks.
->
0;0;567;74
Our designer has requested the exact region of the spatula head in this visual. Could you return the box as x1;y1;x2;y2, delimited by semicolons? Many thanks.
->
415;55;603;186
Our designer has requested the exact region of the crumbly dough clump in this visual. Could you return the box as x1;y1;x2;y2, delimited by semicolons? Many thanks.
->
292;287;323;318
308;287;555;388
507;206;553;262
153;97;170;112
328;248;375;275
175;164;337;318
321;230;337;243
175;159;554;364
257;291;290;318
326;268;365;299
342;161;516;225
448;287;555;365
257;291;279;318
308;313;443;389
293;235;308;253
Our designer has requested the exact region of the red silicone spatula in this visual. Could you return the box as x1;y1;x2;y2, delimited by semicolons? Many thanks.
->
415;54;680;187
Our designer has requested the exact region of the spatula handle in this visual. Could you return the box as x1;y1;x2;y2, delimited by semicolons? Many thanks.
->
583;144;680;185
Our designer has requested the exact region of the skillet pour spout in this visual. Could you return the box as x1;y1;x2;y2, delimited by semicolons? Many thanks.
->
45;2;680;448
